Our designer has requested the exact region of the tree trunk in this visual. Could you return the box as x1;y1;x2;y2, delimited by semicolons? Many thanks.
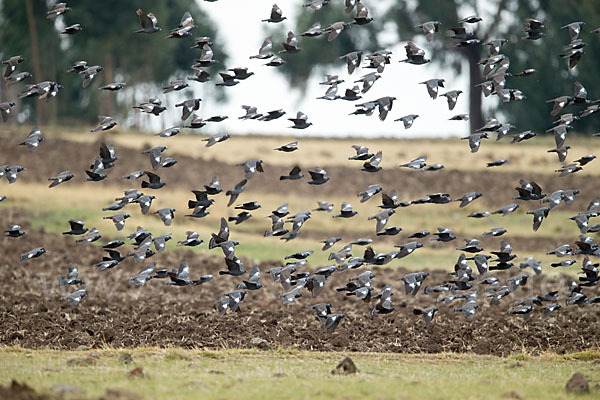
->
464;44;484;134
25;0;43;123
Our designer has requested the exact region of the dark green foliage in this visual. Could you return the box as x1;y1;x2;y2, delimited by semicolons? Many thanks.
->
0;0;226;124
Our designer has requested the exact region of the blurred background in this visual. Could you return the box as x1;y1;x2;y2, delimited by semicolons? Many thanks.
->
1;0;599;138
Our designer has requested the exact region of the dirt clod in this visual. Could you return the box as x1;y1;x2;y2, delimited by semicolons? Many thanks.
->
332;356;358;375
127;367;145;379
566;372;589;393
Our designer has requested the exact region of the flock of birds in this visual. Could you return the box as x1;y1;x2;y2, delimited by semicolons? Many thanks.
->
2;1;600;333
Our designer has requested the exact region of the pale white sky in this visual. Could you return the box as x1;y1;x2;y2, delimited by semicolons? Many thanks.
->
156;0;473;138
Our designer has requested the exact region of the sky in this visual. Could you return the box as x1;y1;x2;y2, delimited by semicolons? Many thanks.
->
157;0;474;139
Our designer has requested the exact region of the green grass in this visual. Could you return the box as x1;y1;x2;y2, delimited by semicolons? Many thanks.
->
2;180;581;271
1;347;599;399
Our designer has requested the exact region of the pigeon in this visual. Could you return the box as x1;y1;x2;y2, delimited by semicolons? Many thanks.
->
333;203;358;219
401;42;430;64
225;179;247;207
79;66;103;88
522;18;545;40
262;4;286;23
354;72;380;94
324;314;345;332
314;201;334;212
278;165;303;181
483;227;507;237
377;96;396;121
462;132;489;153
59;265;83;287
166;11;195;39
340;51;363;75
368;209;395;233
416;21;441;42
323;22;351;42
154;208;176;226
135;9;161;33
275;141;298;152
260;109;286;122
413;308;439;325
400;155;427;170
457;239;483;253
99;82;126;91
129;263;156;286
511;130;536;144
20;247;46;262
450;114;470;121
67;61;88;73
237;159;264;180
250;38;273;59
526;207;551;232
177;231;203;248
455;192;482;208
165;260;212;286
514;180;546;201
226;68;254;81
203;133;231;147
76;228;101;245
47;3;71;19
48;170;74;188
5;224;25;238
420;79;445;99
175;99;201;120
103;212;130;231
361;151;382;172
216;290;248;316
395;114;419;129
155;127;180;138
0;102;16;122
432;227;456;242
399;272;429;296
216;72;239;87
301;21;323;37
91;116;117;132
288;111;312;129
63;220;88;235
235;201;261;211
61;288;86;306
440;90;463;110
307;167;329;185
358;184;382;203
5;71;32;86
2;55;25;78
349;145;373;161
193;44;218;68
141;171;166;189
61;24;82;35
280;31;302;54
133;98;166;115
303;0;329;11
487;159;508;167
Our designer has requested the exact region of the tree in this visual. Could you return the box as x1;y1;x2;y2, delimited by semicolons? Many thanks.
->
0;0;227;126
273;0;600;134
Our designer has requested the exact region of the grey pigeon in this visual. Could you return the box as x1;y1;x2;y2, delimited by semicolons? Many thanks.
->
141;171;165;189
48;170;74;188
61;288;86;306
307;167;329;184
154;208;176;226
135;9;160;33
47;3;71;19
262;4;286;23
20;247;46;262
203;133;230;147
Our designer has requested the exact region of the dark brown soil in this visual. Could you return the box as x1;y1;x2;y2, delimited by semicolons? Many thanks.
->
1;223;599;356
